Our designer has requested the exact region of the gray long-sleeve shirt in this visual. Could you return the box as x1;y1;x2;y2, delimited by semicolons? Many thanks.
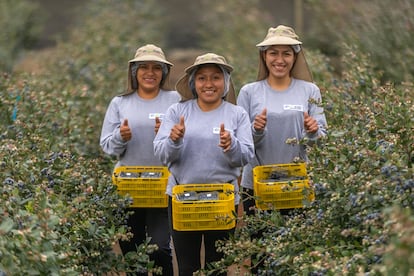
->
237;78;328;189
153;99;255;202
100;90;181;167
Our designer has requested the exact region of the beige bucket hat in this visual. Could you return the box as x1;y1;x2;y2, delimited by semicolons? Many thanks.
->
175;53;236;104
127;44;173;93
256;25;313;82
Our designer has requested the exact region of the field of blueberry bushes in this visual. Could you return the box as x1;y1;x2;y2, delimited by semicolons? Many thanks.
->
1;0;413;275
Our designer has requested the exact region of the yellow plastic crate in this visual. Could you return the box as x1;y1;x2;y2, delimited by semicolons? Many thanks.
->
172;184;236;231
253;163;315;210
112;166;169;208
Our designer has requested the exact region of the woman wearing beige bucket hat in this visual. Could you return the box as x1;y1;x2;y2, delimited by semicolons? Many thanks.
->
100;44;180;275
237;25;328;273
153;53;254;275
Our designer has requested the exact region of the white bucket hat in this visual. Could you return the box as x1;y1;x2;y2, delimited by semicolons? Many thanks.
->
175;53;236;104
127;44;173;93
256;25;313;82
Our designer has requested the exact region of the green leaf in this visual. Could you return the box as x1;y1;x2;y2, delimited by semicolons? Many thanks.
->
0;217;15;233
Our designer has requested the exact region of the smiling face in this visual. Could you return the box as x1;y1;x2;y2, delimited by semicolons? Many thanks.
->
263;45;296;81
136;61;163;97
194;64;225;111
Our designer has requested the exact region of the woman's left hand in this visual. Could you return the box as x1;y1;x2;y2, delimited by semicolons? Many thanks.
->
304;112;319;133
218;123;231;152
154;117;161;134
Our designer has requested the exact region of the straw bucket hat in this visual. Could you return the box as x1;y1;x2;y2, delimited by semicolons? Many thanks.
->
175;53;237;104
127;44;173;93
256;25;313;82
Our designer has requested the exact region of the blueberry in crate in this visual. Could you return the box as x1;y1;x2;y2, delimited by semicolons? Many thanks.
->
140;171;163;178
198;191;219;201
176;191;198;201
119;171;140;178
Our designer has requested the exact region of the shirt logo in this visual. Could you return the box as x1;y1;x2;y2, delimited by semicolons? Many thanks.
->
149;113;164;120
283;104;303;111
213;127;233;134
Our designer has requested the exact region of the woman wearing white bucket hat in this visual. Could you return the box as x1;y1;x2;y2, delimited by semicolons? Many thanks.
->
100;44;181;275
237;25;328;273
153;53;254;275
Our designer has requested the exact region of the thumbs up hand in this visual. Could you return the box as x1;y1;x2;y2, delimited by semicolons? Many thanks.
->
304;112;318;133
154;117;161;134
218;123;231;152
253;108;267;132
120;119;132;141
170;116;185;142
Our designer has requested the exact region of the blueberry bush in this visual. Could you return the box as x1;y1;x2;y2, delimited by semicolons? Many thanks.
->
1;0;167;274
0;71;161;275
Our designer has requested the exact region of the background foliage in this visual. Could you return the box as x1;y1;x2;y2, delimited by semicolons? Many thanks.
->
0;0;44;72
307;0;414;83
0;0;413;275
